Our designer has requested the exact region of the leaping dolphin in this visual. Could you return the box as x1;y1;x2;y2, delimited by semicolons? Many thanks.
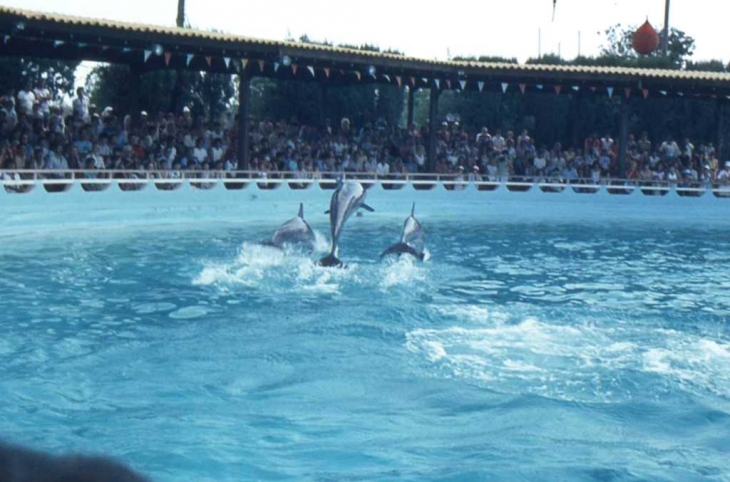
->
318;181;374;268
263;203;316;252
381;203;425;261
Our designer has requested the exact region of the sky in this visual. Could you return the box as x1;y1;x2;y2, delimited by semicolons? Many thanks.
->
3;0;728;65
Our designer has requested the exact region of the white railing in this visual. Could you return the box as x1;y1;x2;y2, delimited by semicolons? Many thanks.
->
0;170;727;197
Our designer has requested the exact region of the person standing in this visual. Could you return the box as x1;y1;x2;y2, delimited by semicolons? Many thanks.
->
72;87;90;123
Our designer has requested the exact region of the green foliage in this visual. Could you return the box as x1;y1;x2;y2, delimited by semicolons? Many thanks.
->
600;24;696;69
250;77;404;127
452;56;518;64
87;64;235;120
685;60;727;72
0;56;79;98
526;54;566;65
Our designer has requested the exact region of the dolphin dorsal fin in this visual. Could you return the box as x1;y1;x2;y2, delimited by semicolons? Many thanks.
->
411;202;416;217
298;203;304;218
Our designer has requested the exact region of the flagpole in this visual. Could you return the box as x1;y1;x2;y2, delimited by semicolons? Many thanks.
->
662;0;670;56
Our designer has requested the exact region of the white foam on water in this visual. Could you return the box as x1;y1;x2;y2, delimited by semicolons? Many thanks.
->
169;306;209;320
193;243;288;287
406;317;730;402
380;256;426;290
432;305;508;324
312;230;331;254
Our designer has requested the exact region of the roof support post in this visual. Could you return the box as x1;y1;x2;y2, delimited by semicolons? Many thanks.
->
427;87;441;172
128;65;142;124
407;86;415;129
716;100;726;162
617;97;631;178
237;70;251;168
319;83;327;128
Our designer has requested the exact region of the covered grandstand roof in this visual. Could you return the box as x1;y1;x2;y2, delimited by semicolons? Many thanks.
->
1;5;730;96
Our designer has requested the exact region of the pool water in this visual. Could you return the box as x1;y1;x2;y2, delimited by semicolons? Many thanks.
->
1;217;729;481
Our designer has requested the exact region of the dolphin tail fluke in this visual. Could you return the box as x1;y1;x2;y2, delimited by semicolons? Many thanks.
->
317;253;345;268
298;203;304;218
411;202;416;216
381;243;425;261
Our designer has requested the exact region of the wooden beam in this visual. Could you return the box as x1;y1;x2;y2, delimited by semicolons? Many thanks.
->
407;86;415;128
717;101;726;162
427;87;441;172
618;99;630;178
237;70;251;168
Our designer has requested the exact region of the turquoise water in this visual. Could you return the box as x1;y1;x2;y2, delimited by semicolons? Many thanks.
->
1;217;730;481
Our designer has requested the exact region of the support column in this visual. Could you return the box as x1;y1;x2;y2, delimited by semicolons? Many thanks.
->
427;87;441;172
618;98;631;178
127;65;142;123
407;86;415;128
716;101;726;162
319;84;328;128
237;70;251;168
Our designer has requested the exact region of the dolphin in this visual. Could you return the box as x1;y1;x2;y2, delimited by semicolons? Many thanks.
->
264;203;316;252
0;441;150;481
380;203;426;261
318;181;374;268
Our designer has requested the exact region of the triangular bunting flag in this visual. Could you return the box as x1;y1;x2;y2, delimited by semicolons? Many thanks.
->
291;64;298;75
395;76;402;87
101;45;110;51
501;82;508;94
422;78;428;85
571;86;579;91
3;35;9;44
273;62;280;72
122;47;132;53
590;86;597;92
355;71;362;81
519;83;526;94
186;54;194;66
78;42;88;48
307;66;315;77
242;58;249;69
164;52;172;66
324;68;331;78
258;59;265;72
642;88;649;99
410;77;416;86
554;85;562;95
205;56;212;67
54;40;66;48
459;80;466;90
660;90;667;96
478;81;485;92
677;92;684;97
624;87;632;99
144;50;152;62
536;84;544;90
445;79;451;90
607;87;614;98
384;74;391;83
224;57;231;68
434;79;441;89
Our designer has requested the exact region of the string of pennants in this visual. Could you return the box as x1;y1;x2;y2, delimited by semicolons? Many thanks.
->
3;34;725;100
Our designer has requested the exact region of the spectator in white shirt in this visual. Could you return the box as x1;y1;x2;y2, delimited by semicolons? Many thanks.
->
33;78;52;117
72;87;90;123
17;80;36;115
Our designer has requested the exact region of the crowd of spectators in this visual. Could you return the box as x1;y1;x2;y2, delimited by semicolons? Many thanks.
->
1;80;729;191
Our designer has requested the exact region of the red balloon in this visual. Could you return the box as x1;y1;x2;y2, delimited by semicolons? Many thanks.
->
633;20;660;55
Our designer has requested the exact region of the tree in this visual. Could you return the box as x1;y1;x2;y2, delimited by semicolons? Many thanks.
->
0;57;79;99
600;24;695;69
87;64;235;120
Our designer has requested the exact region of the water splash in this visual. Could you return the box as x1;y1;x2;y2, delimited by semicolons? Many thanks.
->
406;315;730;403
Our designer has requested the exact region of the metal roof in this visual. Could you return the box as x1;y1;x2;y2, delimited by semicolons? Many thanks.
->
2;5;730;92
